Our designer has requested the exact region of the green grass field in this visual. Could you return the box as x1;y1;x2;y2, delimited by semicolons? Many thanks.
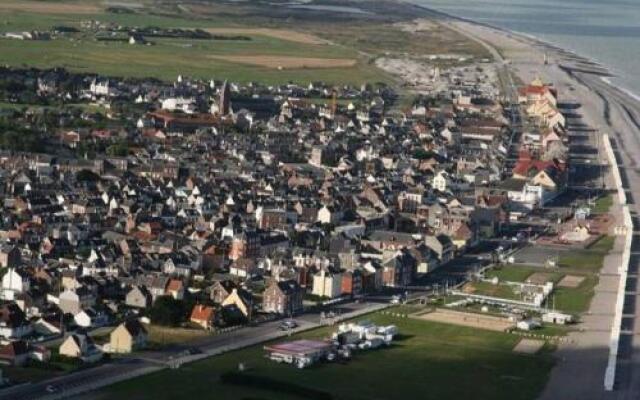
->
100;313;554;400
0;0;489;85
0;10;388;85
466;281;524;301
552;274;599;314
592;194;613;214
559;236;615;272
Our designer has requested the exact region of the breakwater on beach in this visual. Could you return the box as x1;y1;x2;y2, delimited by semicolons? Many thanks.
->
411;0;640;99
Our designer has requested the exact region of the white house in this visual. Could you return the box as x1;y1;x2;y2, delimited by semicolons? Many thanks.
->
1;268;30;300
312;268;343;299
432;170;451;192
74;308;110;329
317;205;343;225
89;79;115;97
161;97;196;114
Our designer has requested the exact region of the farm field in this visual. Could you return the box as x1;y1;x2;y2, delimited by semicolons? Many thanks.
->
0;0;489;85
0;7;387;85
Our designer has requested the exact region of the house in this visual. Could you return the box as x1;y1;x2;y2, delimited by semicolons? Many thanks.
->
1;268;30;300
0;245;21;268
108;320;148;353
165;279;185;300
0;303;32;339
361;261;383;292
0;340;29;366
317;205;343;225
312;268;343;299
74;307;110;328
518;78;557;106
125;285;153;309
0;244;22;268
126;285;153;309
59;333;103;362
424;234;454;264
408;244;440;275
262;279;303;315
432;170;451;192
380;250;414;287
221;288;254;320
229;258;257;278
33;316;63;336
59;287;96;315
341;269;363;296
190;304;217;330
209;280;237;304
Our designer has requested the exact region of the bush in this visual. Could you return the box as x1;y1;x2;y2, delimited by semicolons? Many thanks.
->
220;372;333;400
148;296;186;327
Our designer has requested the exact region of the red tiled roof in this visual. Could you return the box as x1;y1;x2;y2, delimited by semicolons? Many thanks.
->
190;304;215;322
166;279;183;293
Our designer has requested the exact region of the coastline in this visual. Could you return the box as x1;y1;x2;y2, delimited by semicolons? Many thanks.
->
408;1;638;96
403;3;640;398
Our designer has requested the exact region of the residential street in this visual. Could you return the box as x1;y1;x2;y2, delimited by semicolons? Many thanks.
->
0;300;389;400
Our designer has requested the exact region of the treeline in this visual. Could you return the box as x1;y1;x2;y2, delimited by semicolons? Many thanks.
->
0;120;44;152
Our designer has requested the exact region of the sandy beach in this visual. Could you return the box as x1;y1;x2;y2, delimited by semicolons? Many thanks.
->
423;14;640;400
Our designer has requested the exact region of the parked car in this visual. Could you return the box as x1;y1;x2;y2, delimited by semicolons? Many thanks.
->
45;385;59;393
279;320;298;331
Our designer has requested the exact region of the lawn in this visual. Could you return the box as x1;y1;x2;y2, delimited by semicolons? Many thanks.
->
145;324;210;346
558;236;615;272
464;281;523;301
100;313;554;400
529;236;614;315
592;194;613;214
551;274;600;315
485;265;565;284
485;265;535;282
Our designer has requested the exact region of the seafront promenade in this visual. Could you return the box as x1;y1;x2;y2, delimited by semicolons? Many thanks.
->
436;17;640;400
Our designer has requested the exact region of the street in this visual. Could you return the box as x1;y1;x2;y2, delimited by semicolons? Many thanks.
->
0;300;390;400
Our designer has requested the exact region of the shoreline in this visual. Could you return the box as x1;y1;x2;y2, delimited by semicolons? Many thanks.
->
407;1;640;99
402;3;640;398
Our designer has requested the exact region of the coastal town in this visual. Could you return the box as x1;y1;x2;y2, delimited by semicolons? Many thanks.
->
0;1;636;400
0;51;605;394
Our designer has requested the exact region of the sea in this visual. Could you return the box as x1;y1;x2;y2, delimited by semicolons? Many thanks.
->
410;0;640;99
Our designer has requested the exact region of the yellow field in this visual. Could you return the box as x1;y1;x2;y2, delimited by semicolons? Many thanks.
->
209;55;357;69
203;28;326;45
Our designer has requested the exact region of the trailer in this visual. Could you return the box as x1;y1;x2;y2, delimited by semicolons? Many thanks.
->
264;340;334;368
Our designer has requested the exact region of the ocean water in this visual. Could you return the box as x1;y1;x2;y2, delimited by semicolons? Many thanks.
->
410;0;640;97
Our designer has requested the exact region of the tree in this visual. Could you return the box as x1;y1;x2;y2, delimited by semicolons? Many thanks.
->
75;169;101;182
106;140;129;157
148;296;185;327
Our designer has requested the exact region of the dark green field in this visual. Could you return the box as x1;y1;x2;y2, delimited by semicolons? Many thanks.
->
98;313;555;400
